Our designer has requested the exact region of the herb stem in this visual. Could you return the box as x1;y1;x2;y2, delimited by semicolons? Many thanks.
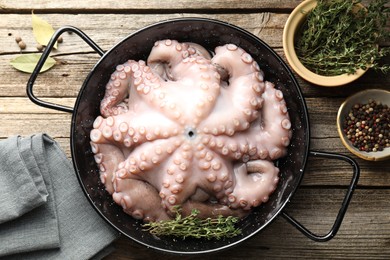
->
295;0;389;76
142;207;242;240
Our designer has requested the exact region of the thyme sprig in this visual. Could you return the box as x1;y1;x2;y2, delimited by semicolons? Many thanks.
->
295;0;390;76
142;207;242;240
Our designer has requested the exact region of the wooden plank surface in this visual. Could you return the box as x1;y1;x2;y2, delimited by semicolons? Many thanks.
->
1;13;388;98
0;13;284;52
0;0;302;12
0;0;389;259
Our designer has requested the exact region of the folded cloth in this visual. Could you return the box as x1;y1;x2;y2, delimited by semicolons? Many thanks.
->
0;134;119;259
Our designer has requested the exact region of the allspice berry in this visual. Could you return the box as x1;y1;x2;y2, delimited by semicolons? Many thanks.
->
15;36;22;43
57;36;63;43
36;44;44;51
18;41;27;50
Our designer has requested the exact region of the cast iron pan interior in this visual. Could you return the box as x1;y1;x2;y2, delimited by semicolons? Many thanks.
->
70;18;310;254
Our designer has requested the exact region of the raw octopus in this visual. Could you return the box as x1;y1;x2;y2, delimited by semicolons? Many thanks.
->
90;39;292;222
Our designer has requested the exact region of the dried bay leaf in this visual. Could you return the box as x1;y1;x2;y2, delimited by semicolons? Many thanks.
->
10;54;56;73
32;12;57;49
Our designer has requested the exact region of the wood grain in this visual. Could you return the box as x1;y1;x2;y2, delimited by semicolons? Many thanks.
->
0;0;302;12
1;0;389;259
0;13;285;54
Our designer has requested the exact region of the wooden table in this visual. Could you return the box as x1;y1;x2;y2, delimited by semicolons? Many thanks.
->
1;0;389;259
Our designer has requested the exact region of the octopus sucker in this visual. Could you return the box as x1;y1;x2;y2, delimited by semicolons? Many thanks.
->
275;89;284;100
241;53;253;64
90;129;104;143
207;173;217;183
90;142;99;153
90;39;292;222
280;103;288;114
102;126;113;138
227;44;238;51
100;172;107;185
281;136;291;147
113;130;123;142
94;153;103;164
93;116;104;128
269;148;282;160
119;122;129;133
281;119;292;130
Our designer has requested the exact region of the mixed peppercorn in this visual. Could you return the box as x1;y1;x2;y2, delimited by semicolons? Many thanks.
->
343;99;389;152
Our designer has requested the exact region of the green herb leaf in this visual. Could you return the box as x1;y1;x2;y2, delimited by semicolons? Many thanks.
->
10;54;56;73
32;11;57;49
142;207;242;240
295;0;390;76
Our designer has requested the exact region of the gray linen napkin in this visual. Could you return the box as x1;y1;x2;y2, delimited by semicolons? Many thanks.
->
0;134;120;259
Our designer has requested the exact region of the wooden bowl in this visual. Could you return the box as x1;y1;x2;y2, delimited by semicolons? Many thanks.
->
337;89;390;161
282;0;367;87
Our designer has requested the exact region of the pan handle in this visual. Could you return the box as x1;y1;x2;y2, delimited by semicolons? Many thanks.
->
281;150;360;242
26;26;105;113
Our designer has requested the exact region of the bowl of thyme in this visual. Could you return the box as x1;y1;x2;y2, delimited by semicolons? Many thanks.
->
283;0;389;87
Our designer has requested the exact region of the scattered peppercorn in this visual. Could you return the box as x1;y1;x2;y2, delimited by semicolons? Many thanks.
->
15;36;22;43
57;36;63;43
36;44;44;51
343;99;389;152
18;41;26;50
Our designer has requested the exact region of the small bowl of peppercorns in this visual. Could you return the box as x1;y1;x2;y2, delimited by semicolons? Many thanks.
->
337;89;390;161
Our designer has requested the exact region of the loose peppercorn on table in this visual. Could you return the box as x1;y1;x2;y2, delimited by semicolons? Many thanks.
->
1;0;389;259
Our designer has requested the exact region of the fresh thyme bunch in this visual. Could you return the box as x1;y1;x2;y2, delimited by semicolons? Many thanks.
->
295;0;390;76
142;207;242;240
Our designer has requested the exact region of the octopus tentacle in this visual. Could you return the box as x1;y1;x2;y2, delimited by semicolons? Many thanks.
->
182;42;212;59
101;59;162;118
112;178;171;222
156;141;198;212
180;200;248;219
89;142;125;194
228;160;279;210
100;60;139;117
118;137;183;180
202;162;235;204
157;161;236;213
145;39;221;126
91;110;180;150
147;39;190;80
209;135;258;163
194;146;236;201
158;143;236;212
91;40;292;223
147;39;211;80
198;44;265;135
204;81;291;162
255;81;292;160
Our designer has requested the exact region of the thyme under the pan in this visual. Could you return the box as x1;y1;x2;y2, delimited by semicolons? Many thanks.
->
295;0;390;76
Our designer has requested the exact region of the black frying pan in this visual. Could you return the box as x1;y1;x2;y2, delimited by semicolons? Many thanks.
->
27;18;359;255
